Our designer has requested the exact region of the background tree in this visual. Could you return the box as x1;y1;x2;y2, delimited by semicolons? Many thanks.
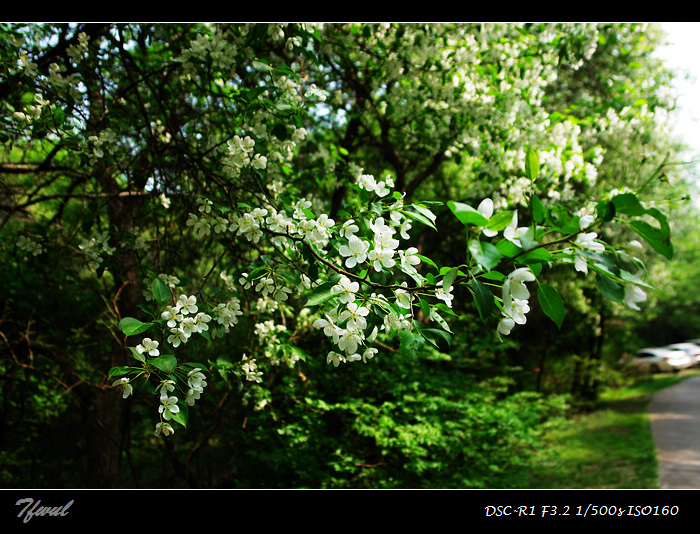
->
0;22;690;488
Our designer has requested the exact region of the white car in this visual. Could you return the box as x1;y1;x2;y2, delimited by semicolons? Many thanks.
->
665;342;700;366
629;348;695;373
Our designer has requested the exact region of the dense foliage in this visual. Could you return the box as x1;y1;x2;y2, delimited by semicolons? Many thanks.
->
0;23;692;488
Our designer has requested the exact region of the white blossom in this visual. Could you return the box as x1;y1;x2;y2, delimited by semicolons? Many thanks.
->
157;380;176;401
339;302;370;332
625;283;647;311
337;329;362;355
340;219;360;239
362;347;378;363
398;247;421;274
136;338;160;357
314;312;343;343
155;422;174;437
175;294;198;315
167;327;188;348
241;354;263;383
187;368;207;390
159;396;180;421
331;276;359;304
339;235;370;268
327;351;345;367
497;317;515;340
435;282;455;308
112;377;133;399
477;198;498;237
503;212;529;247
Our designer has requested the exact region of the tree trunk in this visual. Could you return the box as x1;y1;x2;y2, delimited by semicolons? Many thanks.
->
76;33;147;486
84;387;127;487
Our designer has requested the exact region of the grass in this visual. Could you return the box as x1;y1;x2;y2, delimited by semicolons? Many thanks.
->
527;369;700;489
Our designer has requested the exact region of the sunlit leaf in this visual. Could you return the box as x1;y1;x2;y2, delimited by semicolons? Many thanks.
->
118;317;153;337
447;201;489;227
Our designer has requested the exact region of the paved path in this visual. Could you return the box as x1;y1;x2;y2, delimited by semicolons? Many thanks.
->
649;375;700;488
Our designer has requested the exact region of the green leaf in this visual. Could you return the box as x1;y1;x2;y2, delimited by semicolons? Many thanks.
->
252;60;273;72
151;277;172;306
168;402;188;428
629;208;673;259
589;252;621;279
284;344;309;362
413;322;452;348
108;366;134;379
531;196;544;224
485;210;515;232
418;298;431;319
469;239;502;271
595;274;625;302
304;281;337;307
496;238;522;259
150;354;178;374
442;267;459;293
545;205;580;234
538;284;565;329
447;201;489;227
198;329;211;341
128;346;146;362
272;123;287;141
519;248;553;265
415;254;438;272
403;206;437;230
619;269;654;289
596;200;616;222
471;277;494;322
399;329;425;357
118;317;153;337
611;192;646;216
525;147;540;182
430;307;454;331
479;270;506;282
411;204;437;226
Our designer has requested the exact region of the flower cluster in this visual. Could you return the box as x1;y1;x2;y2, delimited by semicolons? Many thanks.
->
186;198;232;239
78;231;115;270
155;380;179;437
16;235;44;256
304;83;329;102
161;294;211;348
241;354;263;383
12;93;47;124
230;207;269;244
498;267;536;339
203;170;434;366
86;128;118;165
6;23;670;451
313;280;392;367
253;276;293;303
358;173;394;197
223;134;267;179
212;298;244;334
254;320;286;344
185;368;207;406
66;31;89;63
114;362;210;437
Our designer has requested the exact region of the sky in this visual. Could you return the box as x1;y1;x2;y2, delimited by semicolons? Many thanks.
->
654;23;700;160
